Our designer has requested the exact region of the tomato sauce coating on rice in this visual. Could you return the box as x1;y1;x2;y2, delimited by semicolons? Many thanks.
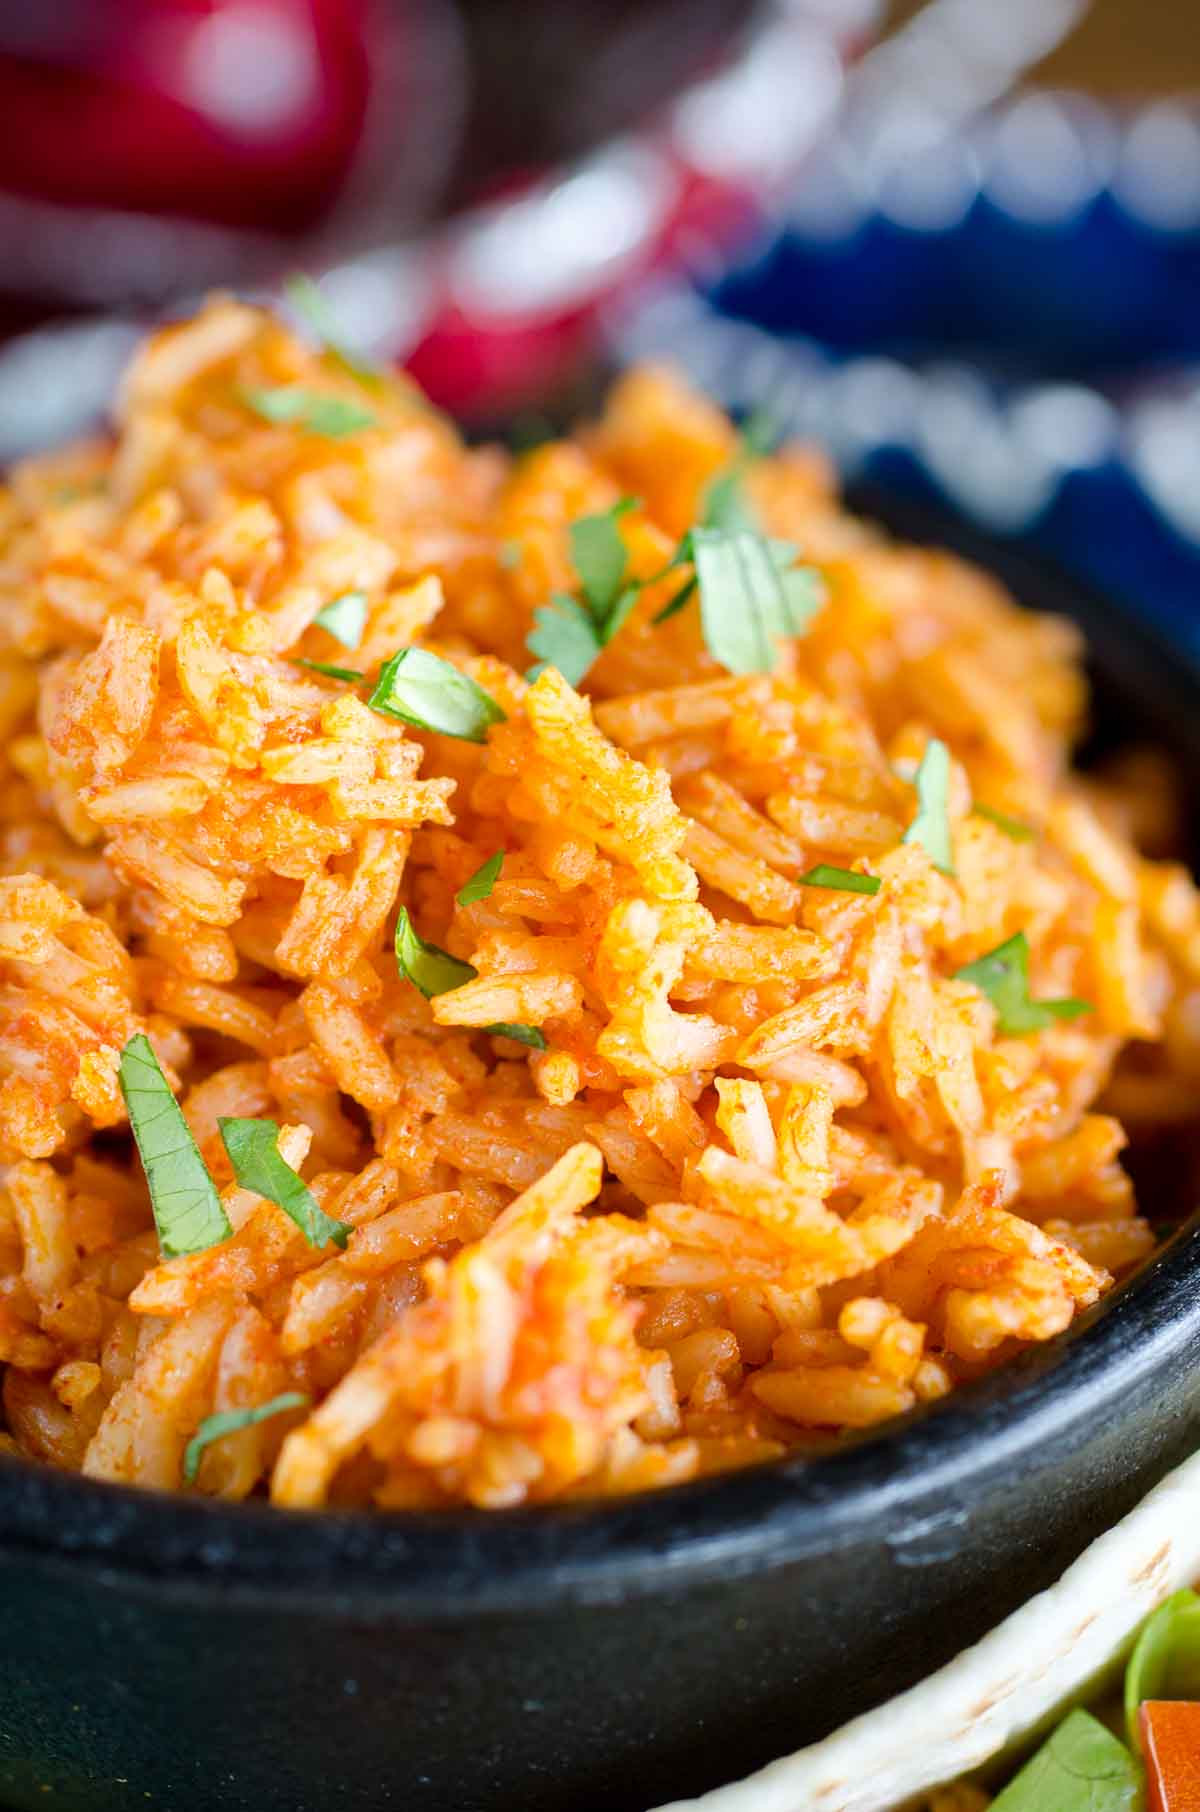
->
0;298;1195;1510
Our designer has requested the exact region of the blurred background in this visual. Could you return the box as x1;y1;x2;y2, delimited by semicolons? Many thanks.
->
1;0;1198;637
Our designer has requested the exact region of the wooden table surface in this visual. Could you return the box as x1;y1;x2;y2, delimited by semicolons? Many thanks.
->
885;0;1200;95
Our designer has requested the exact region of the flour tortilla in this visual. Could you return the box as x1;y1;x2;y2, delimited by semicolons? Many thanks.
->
653;1445;1200;1812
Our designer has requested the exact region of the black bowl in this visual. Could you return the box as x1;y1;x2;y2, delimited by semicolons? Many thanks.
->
3;497;1200;1812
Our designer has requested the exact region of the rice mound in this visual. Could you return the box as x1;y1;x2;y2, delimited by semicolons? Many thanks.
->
0;298;1196;1510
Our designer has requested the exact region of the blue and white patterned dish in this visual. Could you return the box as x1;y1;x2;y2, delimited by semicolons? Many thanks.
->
611;88;1200;649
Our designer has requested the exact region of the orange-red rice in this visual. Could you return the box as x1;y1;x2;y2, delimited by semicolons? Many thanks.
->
0;299;1196;1510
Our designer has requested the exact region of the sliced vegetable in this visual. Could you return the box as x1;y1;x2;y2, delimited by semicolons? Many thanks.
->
799;865;881;896
118;1034;232;1258
974;802;1035;841
183;1392;310;1485
955;932;1090;1036
1141;1702;1200;1812
691;527;824;675
241;386;375;438
368;648;505;742
284;273;382;388
902;738;955;874
293;658;365;683
1127;1589;1200;1748
457;853;503;906
395;908;477;998
989;1709;1140;1812
314;590;368;649
218;1117;350;1250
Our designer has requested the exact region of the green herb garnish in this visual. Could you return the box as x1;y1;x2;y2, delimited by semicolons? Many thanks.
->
651;574;699;625
508;411;557;453
902;738;955;874
293;658;365;683
529;478;822;681
974;802;1035;841
487;1023;547;1049
368;648;505;742
457;853;503;906
183;1392;310;1485
988;1710;1139;1812
528;594;609;687
799;865;881;896
690;527;823;675
395;909;544;1047
500;540;523;570
314;590;368;649
955;932;1090;1036
52;479;106;505
218;1118;350;1250
118;1034;232;1258
1125;1587;1200;1749
285;274;383;388
526;498;642;686
572;498;637;615
702;472;758;534
395;908;478;999
699;407;778;535
241;386;375;438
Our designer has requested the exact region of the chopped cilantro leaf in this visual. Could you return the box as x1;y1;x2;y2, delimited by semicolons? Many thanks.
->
902;739;955;874
241;385;375;438
184;1392;310;1485
702;469;757;535
284;274;383;388
395;910;546;1047
698;408;778;535
955;932;1090;1036
457;852;503;906
691;528;824;674
652;573;698;625
218;1117;349;1250
525;500;644;685
570;498;638;618
369;648;505;741
974;802;1035;841
739;406;779;459
799;865;881;896
488;1024;547;1049
527;593;604;687
118;1034;231;1258
293;658;365;683
314;590;368;649
395;908;478;999
508;411;557;453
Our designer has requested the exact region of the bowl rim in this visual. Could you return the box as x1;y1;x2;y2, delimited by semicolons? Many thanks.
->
3;502;1200;1616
